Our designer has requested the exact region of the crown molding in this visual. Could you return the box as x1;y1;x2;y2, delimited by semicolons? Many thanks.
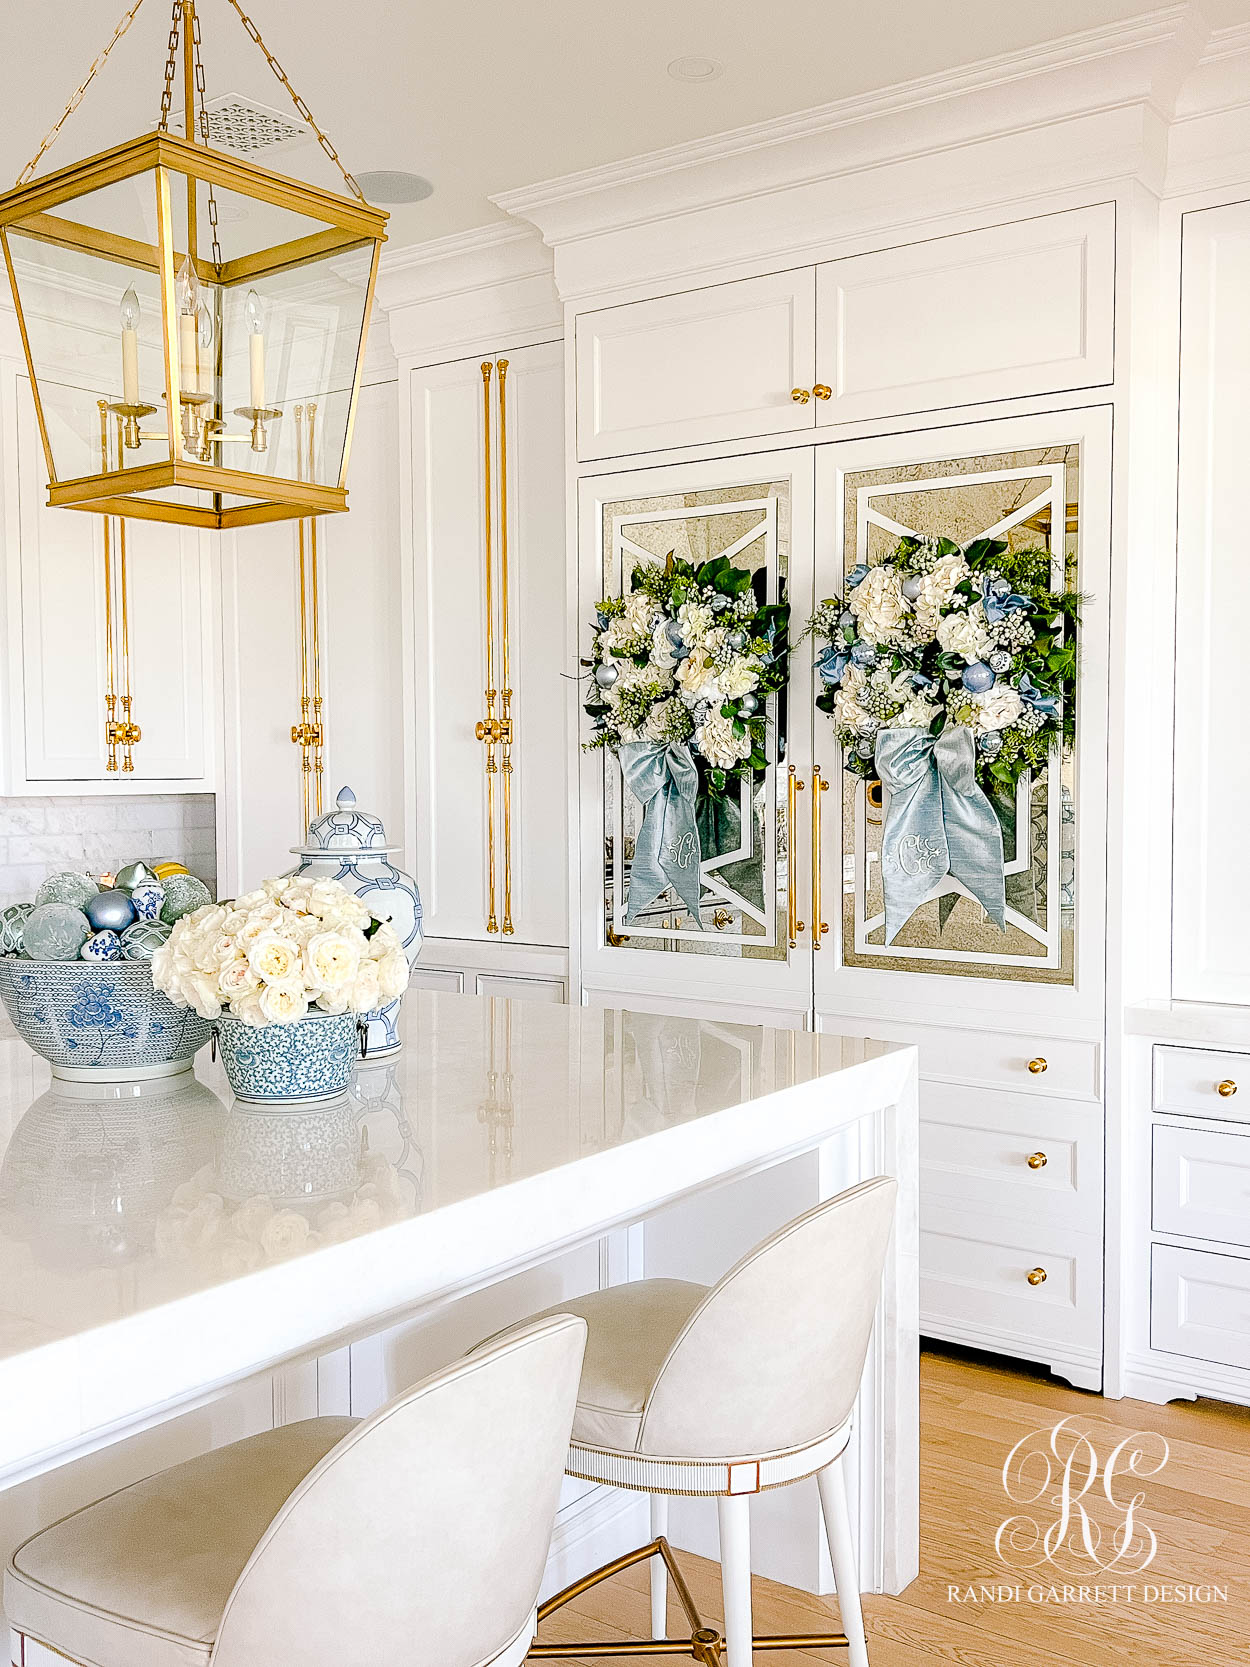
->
378;222;560;362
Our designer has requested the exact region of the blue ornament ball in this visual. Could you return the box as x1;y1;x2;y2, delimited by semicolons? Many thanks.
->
160;873;212;924
34;870;99;911
0;902;32;957
85;888;137;933
961;661;996;694
80;929;123;961
23;903;91;961
129;881;166;923
593;662;619;689
851;642;877;668
900;575;924;602
838;611;856;631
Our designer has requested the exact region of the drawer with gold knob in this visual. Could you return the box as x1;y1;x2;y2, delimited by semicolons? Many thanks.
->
1153;1046;1250;1125
842;1020;1100;1101
919;1082;1102;1231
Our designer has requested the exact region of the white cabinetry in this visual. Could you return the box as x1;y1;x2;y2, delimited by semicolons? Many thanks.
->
3;372;211;790
574;204;1115;462
406;341;568;1000
1173;198;1250;1005
218;376;402;891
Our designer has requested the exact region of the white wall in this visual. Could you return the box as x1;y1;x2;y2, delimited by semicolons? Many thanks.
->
0;794;216;909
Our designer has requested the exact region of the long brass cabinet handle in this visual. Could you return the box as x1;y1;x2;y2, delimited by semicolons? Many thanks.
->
98;401;140;774
291;402;325;827
811;766;829;949
497;358;514;937
477;361;500;934
787;765;805;947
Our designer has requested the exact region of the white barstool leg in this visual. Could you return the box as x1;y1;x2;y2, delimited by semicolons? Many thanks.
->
650;1494;668;1637
818;1456;870;1667
716;1493;753;1667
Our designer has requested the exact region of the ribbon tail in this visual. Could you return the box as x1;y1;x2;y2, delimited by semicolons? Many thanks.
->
876;729;952;946
934;730;1007;931
621;742;705;929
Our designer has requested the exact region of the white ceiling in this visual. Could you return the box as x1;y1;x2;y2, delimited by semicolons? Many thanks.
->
1;0;1247;249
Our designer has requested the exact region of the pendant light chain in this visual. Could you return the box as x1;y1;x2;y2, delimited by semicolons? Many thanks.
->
220;0;367;202
191;9;224;270
16;0;150;184
157;0;182;132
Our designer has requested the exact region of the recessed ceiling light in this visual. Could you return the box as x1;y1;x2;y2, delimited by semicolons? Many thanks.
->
355;170;434;205
667;56;724;83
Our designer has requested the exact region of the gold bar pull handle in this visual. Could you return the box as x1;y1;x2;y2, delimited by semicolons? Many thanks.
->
99;401;119;774
786;764;805;947
811;765;829;950
479;360;499;935
497;357;514;936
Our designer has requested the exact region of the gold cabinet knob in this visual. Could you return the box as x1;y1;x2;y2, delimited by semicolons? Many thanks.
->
1218;1080;1238;1097
790;387;811;404
1026;1267;1048;1286
1026;1151;1048;1170
1027;1057;1047;1074
812;383;832;400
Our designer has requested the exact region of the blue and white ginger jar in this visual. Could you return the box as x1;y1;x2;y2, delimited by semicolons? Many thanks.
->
289;786;422;1058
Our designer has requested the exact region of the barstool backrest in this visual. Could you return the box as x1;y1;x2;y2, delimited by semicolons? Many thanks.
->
639;1175;897;1459
210;1313;587;1667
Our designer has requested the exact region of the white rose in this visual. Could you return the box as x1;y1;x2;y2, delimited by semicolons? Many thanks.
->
368;921;402;959
305;929;363;993
376;951;410;1001
234;905;283;952
315;990;352;1015
219;957;260;1000
936;604;992;664
975;686;1025;731
260;1209;315;1261
718;660;760;700
675;655;721;701
258;979;309;1025
233;888;268;911
919;553;969;611
247;931;302;984
849;565;908;645
349;961;381;1013
186;971;222;1020
230;1198;275;1243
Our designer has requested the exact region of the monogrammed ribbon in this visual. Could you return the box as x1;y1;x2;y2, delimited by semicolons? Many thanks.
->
620;740;705;927
875;726;1007;945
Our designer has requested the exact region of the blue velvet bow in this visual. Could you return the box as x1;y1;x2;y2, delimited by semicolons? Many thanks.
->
1017;671;1062;720
846;564;870;589
980;574;1030;624
816;645;850;686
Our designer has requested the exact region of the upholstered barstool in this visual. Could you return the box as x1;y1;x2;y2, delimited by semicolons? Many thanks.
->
5;1314;585;1667
514;1175;897;1667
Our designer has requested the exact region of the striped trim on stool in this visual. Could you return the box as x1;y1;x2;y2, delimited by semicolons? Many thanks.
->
565;1417;852;1497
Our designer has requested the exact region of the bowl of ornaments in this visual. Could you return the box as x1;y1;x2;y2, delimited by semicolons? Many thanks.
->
0;861;216;1081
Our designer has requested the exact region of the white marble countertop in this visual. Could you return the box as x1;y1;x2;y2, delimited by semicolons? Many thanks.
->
0;992;917;1499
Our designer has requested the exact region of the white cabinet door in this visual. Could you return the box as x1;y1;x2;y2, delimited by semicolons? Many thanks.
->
575;269;817;460
1173;199;1250;1005
814;205;1115;425
14;377;208;785
219;378;402;892
408;342;567;948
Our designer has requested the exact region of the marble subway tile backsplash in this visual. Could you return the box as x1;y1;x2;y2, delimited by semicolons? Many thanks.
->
0;795;216;909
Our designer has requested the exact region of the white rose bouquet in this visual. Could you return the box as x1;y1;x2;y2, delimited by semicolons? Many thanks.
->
151;875;410;1027
806;534;1080;796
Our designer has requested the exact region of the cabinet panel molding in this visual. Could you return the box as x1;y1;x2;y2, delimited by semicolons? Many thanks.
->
1151;1244;1250;1371
814;204;1115;424
576;269;817;460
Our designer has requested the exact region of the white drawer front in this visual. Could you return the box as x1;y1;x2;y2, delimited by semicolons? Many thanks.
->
1153;1124;1250;1248
853;1020;1100;1100
1151;1244;1250;1370
921;1204;1103;1350
576;269;817;459
922;1084;1102;1230
815;204;1114;424
1153;1045;1250;1122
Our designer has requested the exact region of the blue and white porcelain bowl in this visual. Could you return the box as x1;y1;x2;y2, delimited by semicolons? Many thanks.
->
213;1010;362;1105
0;959;212;1081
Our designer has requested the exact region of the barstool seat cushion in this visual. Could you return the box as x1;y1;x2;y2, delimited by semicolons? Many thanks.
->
524;1279;707;1451
5;1417;356;1667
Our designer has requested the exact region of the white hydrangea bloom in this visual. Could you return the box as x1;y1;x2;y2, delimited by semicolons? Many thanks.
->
694;709;753;770
974;685;1025;731
849;565;909;645
919;553;969;611
936;603;992;664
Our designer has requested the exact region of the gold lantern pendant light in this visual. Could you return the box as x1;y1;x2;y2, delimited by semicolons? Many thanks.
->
0;0;388;530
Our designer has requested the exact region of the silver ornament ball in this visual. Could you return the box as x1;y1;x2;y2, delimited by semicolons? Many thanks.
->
160;874;213;924
85;888;137;934
34;871;99;911
23;903;91;961
114;861;158;895
593;662;619;689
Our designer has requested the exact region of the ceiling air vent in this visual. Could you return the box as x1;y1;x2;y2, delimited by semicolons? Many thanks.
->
177;95;309;154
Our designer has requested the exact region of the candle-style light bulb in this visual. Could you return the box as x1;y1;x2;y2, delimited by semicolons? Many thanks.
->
197;300;215;399
244;288;266;409
175;256;202;396
120;286;140;407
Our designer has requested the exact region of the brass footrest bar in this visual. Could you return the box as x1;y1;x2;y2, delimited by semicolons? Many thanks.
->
528;1538;849;1662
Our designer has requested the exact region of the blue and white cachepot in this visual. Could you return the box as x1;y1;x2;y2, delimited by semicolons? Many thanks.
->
288;786;422;1058
213;1010;362;1106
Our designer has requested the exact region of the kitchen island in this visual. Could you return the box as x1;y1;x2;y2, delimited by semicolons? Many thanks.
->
0;992;917;1637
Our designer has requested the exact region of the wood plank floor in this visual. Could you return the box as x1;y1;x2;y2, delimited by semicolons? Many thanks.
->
540;1343;1250;1666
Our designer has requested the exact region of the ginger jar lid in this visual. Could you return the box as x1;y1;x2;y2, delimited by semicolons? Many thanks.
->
291;786;399;858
